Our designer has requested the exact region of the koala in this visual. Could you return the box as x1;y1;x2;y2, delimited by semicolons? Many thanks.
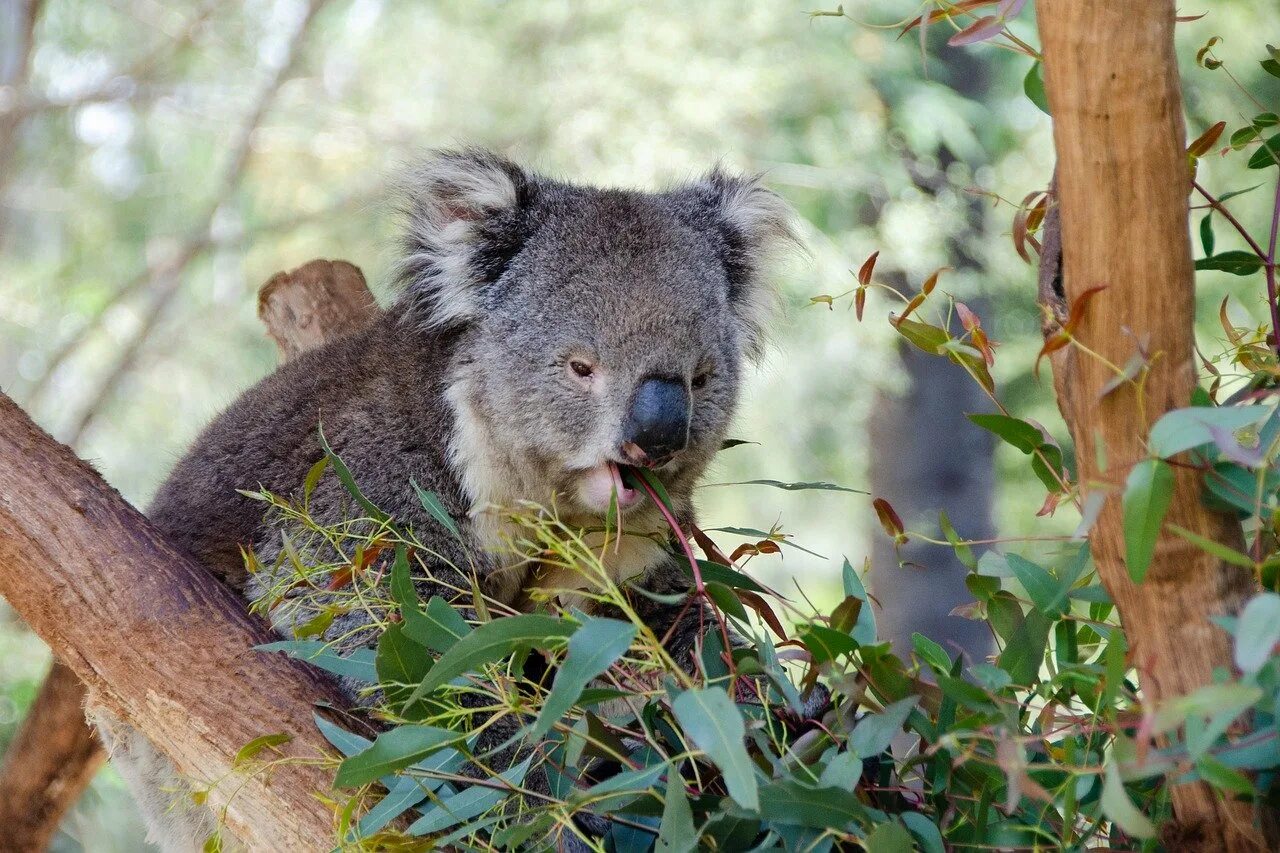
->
102;149;795;851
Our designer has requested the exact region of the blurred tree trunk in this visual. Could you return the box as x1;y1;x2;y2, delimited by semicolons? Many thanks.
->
0;259;376;851
868;39;994;664
0;0;40;243
1036;1;1269;848
0;662;103;852
870;342;995;660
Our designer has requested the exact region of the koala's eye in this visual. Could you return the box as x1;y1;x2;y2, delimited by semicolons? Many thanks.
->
691;372;710;390
569;359;595;379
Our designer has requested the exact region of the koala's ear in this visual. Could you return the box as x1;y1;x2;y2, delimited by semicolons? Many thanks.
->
669;171;799;359
395;148;538;329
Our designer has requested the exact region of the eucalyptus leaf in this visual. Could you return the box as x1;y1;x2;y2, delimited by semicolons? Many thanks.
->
530;617;636;739
671;688;758;810
1121;459;1174;583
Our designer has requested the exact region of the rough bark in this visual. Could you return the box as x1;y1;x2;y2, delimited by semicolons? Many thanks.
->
1035;2;1267;848
258;259;378;359
0;662;104;852
0;259;377;851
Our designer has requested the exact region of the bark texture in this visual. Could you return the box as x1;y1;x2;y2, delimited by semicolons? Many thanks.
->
0;662;104;852
0;259;378;851
258;259;378;360
1036;2;1266;848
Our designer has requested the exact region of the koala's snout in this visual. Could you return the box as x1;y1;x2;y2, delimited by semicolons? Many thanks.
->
620;376;690;466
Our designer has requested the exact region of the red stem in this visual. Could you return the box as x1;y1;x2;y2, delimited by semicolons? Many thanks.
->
632;473;736;679
1193;179;1280;357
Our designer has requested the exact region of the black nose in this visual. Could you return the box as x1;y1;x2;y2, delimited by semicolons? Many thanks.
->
621;376;690;465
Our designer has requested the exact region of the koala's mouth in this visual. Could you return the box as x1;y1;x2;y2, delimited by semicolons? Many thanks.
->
608;462;643;508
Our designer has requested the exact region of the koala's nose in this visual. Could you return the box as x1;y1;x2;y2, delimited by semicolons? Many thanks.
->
620;376;690;466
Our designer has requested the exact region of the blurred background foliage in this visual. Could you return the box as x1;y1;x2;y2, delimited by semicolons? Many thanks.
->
0;0;1276;848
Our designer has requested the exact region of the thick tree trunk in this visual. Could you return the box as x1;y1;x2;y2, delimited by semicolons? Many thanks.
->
0;259;377;851
1035;2;1267;848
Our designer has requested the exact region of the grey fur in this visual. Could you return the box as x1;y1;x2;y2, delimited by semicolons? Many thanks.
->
112;149;796;849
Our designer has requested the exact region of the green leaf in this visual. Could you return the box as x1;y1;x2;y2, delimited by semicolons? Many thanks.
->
1196;754;1255;796
1199;213;1215;257
530;617;636;739
900;812;946;853
818;751;863;789
1231;125;1260;149
671;688;758;810
1247;134;1280;169
233;733;291;768
406;755;532;835
1196;250;1264;275
967;413;1042;453
335;724;460;788
680;559;766;592
894;317;950;353
1101;761;1156;839
354;777;429;838
318;426;389;522
1219;184;1263;202
1167;524;1256;569
390;547;469;655
1262;59;1280;80
1234;593;1280;674
355;745;466;837
302;456;329;502
940;510;976;569
404;614;574;705
865;821;914;853
376;623;432;707
841;558;877;644
314;713;371;758
573;761;667;810
656;772;697;853
1151;683;1262;736
911;632;951;673
705;581;749;622
800;624;860;663
411;479;462;539
1122;459;1174;583
997;607;1052;685
1006;553;1071;618
255;640;377;683
755;780;867;829
849;697;919;759
1149;406;1269;458
1023;61;1049;114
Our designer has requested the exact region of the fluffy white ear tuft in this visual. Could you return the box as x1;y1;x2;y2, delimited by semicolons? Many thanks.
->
395;148;534;329
674;171;800;359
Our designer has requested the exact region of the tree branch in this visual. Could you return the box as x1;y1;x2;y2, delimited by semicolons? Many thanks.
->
0;258;377;851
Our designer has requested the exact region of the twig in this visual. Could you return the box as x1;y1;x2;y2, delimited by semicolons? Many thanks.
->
1193;178;1280;357
1268;178;1280;355
1193;179;1270;261
63;0;330;447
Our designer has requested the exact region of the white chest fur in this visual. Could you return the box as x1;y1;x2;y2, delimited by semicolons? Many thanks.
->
445;380;670;610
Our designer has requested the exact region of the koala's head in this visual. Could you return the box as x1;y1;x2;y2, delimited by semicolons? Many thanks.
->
396;149;795;520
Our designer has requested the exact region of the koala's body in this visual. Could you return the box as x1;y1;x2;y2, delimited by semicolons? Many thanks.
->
103;150;793;851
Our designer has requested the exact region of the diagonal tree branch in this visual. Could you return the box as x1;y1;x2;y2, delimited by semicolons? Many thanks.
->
0;257;377;852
